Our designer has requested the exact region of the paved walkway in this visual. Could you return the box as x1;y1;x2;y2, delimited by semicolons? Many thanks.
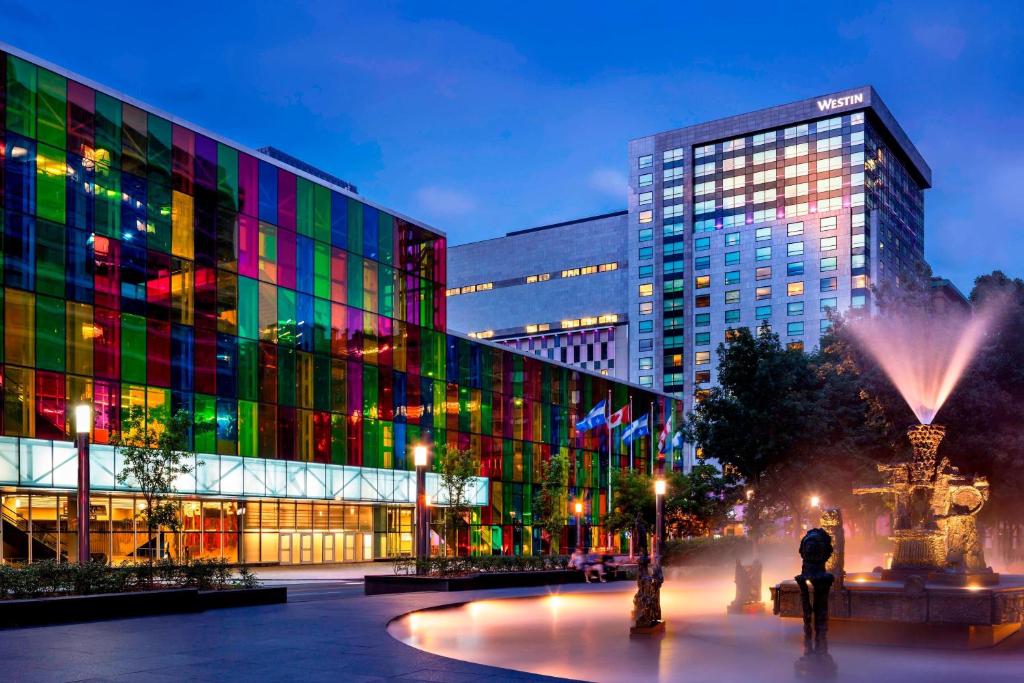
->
254;561;393;582
0;580;610;682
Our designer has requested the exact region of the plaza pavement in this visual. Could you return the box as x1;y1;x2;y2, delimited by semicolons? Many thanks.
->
0;577;614;682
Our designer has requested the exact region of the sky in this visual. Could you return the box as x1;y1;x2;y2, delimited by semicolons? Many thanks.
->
2;0;1022;293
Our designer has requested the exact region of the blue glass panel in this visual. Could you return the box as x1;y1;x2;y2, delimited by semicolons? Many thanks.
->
295;234;314;294
65;152;94;231
5;135;35;215
4;210;34;290
363;205;378;260
295;292;314;352
257;160;277;224
216;333;237;397
120;172;147;242
171;324;194;391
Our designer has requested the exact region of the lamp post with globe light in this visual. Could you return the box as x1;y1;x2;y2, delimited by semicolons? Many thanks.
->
654;478;666;557
414;444;429;573
75;404;92;565
574;501;584;550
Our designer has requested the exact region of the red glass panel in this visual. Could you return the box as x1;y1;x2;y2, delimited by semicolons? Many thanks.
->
258;403;276;459
346;412;362;466
67;81;95;157
313;411;331;464
36;371;66;440
277;406;296;460
93;380;119;444
378;316;393;369
93;307;120;380
171;125;195;195
194;266;218;330
258;342;277;403
277;228;296;290
194;329;217;395
93;235;120;310
238;152;258;218
237;214;259;278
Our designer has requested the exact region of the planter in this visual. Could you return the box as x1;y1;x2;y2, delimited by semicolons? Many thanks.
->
0;586;287;629
366;568;631;595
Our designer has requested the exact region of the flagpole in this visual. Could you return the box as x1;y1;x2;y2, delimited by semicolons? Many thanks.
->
649;401;655;475
606;389;613;551
628;395;634;471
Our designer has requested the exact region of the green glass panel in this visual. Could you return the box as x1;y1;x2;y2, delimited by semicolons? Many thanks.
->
36;69;66;150
379;265;394;318
277;288;296;347
238;399;257;456
147;115;172;180
277;347;296;406
313;242;331;300
94;92;122;169
147;180;171;251
363;364;378;420
313;355;331;411
480;390;492;436
194;394;217;454
459;385;470;433
217;143;238;210
6;55;36;138
35;144;66;224
363;417;378;468
121;313;147;383
347;200;363;255
35;219;65;297
433;380;445;430
296;177;314;236
313;184;331;244
378;212;394;265
237;339;258;401
313;298;331;354
346;254;363;309
0;287;4;363
237;276;258;340
420;278;432;329
330;413;347;465
35;295;65;372
94;166;121;237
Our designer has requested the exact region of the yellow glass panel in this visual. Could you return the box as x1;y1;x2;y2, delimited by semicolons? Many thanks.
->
172;259;195;325
67;302;94;376
171;191;195;259
4;366;35;436
296;351;313;409
362;260;378;313
297;409;313;462
5;288;35;367
258;282;278;342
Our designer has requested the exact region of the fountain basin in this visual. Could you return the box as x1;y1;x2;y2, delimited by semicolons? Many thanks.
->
772;573;1024;649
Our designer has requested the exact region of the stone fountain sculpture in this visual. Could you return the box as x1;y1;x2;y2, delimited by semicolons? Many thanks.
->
854;424;996;585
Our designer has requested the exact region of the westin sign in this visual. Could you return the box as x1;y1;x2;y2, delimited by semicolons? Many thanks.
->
816;92;865;112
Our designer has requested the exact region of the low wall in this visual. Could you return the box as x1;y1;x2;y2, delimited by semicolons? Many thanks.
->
366;568;633;595
0;586;287;629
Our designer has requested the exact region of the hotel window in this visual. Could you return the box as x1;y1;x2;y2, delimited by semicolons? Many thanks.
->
753;130;777;146
724;328;741;341
664;242;684;257
694;332;711;346
639;265;654;278
852;254;865;269
639;228;654;242
664;261;684;275
787;221;804;237
725;232;740;247
598;314;618;324
664;204;684;219
663;147;684;163
724;309;740;324
639;357;653;370
665;316;683;328
446;288;460;297
695;351;711;365
639;375;653;387
639;283;654;297
787;282;804;297
756;266;772;280
820;257;837;272
784;123;809;139
753;167;777;182
787;242;804;257
755;305;771;320
581;265;598;275
784;163;809;179
665;299;684;313
695;275;710;289
695;256;711;270
820;236;837;252
787;321;805;336
639;338;654;351
724;251;740;266
755;286;772;300
695;144;715;158
694;219;716;233
784;142;808;159
639;247;653;260
756;246;772;261
852;293;866;308
663;186;683;201
725;290;740;305
639;320;654;333
820;297;838;312
639;191;653;205
821;319;834;333
724;271;740;285
851;131;865;145
695;237;711;251
638;173;653;187
787;301;804;316
639;210;653;224
787;261;804;276
639;302;654;315
755;227;771;241
851;234;865;250
695;162;715;176
664;220;685;237
820;216;837;232
695;294;711;308
695;313;711;327
695;180;715;196
852;275;869;289
562;268;581;278
820;277;837;292
638;154;653;168
695;370;711;384
665;166;685;182
788;341;805;352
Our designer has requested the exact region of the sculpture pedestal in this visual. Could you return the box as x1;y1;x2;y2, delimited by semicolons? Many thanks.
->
629;621;665;637
727;600;765;615
794;652;837;680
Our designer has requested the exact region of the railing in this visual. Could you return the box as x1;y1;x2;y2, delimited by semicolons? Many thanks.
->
1;502;66;561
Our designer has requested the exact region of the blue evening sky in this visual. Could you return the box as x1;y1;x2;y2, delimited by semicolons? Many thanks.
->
3;0;1021;292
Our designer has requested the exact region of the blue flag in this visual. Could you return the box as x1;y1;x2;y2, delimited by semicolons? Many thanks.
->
575;400;607;432
671;431;684;450
622;414;650;446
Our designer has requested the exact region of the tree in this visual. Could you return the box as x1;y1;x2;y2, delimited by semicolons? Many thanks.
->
663;464;741;538
532;451;568;554
437;446;477;557
605;470;655;537
112;407;198;575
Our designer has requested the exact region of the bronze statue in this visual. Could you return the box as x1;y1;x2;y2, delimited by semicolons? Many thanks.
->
794;528;837;679
630;553;665;635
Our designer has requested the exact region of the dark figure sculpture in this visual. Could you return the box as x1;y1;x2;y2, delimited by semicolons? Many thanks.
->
634;513;649;557
630;553;665;636
794;528;837;679
727;559;765;614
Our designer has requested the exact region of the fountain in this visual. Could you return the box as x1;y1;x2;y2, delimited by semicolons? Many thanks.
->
772;305;1024;648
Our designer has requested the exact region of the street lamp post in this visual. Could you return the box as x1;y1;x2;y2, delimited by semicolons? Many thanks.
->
654;478;666;558
414;444;429;574
75;404;92;565
574;501;584;550
510;510;518;555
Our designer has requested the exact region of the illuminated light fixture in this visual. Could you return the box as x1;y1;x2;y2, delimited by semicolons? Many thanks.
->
655;479;667;496
574;502;583;515
74;404;92;435
810;495;821;508
414;445;428;468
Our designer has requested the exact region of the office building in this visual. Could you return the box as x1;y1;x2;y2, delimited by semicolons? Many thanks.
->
0;45;677;565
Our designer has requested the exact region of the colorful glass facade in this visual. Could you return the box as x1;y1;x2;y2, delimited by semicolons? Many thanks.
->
0;45;678;563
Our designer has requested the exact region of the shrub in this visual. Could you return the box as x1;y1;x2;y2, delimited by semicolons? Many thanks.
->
661;536;754;567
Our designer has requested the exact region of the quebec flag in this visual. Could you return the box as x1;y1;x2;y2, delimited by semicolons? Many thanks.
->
575;400;607;432
622;414;650;446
